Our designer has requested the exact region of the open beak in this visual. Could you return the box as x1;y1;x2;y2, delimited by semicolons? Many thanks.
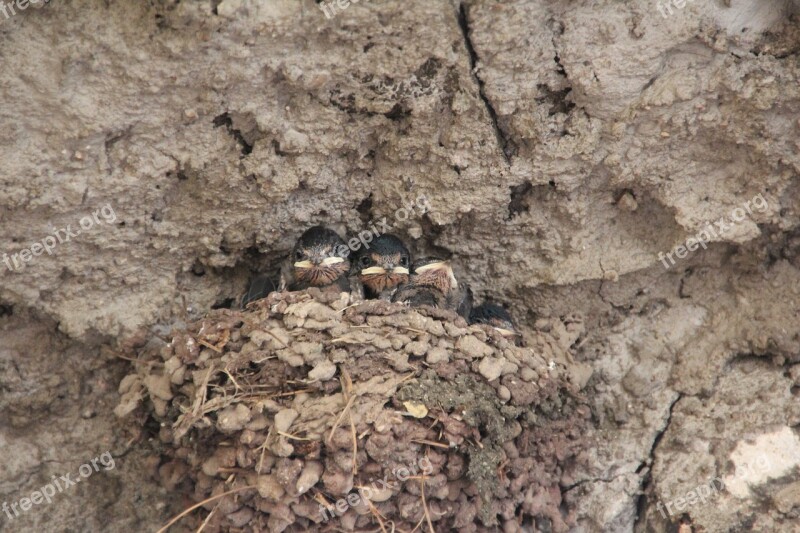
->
494;327;519;338
361;266;387;275
415;261;457;288
295;257;345;269
414;261;448;274
362;265;409;275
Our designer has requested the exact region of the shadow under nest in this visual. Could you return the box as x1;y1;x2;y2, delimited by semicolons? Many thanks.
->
117;288;590;533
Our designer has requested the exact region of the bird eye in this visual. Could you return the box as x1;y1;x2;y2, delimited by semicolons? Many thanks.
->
295;250;304;261
360;256;372;268
400;256;409;267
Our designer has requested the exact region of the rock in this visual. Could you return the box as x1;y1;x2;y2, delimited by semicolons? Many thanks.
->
456;335;494;359
426;346;450;364
217;404;252;433
478;357;505;382
143;374;173;401
308;360;337;381
273;409;299;433
296;461;323;495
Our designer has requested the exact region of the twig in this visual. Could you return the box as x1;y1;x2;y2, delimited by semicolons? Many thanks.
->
156;485;257;533
420;478;434;533
410;439;450;449
341;367;359;476
365;497;389;533
349;410;358;476
222;369;242;393
195;505;217;533
408;515;426;533
197;338;223;353
257;426;273;474
326;395;356;444
277;431;315;441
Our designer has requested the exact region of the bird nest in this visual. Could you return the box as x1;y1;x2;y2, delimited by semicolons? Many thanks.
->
116;289;589;532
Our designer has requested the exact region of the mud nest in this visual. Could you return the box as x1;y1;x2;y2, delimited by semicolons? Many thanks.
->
117;289;590;532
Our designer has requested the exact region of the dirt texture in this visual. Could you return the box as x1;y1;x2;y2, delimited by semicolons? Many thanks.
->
1;0;799;532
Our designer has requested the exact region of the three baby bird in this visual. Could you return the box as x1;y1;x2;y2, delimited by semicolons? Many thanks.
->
243;225;517;336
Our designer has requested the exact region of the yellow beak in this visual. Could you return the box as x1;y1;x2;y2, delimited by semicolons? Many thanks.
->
361;266;387;275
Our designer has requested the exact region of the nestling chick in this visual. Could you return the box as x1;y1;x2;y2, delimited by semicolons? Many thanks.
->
392;257;472;318
280;226;351;292
469;302;520;343
353;234;411;299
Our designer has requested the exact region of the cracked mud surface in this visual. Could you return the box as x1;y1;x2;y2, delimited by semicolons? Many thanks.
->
1;0;799;531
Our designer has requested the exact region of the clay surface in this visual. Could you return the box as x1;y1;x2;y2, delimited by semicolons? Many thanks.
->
1;0;799;531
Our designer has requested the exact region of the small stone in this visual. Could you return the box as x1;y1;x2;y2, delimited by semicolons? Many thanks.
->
456;335;493;359
217;403;252;433
617;191;638;211
308;360;337;381
258;475;286;502
497;386;511;402
296;461;323;495
405;341;428;356
274;408;299;432
426;347;449;364
501;361;519;375
144;373;173;401
478;357;505;381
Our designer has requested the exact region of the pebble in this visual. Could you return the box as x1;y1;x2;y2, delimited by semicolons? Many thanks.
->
497;385;511;402
274;408;299;432
426;346;450;364
456;335;493;359
308;360;337;381
478;357;505;381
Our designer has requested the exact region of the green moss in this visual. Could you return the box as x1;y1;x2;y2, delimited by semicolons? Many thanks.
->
398;372;522;524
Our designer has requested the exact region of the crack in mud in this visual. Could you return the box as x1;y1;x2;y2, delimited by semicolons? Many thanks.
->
457;2;513;164
634;392;684;529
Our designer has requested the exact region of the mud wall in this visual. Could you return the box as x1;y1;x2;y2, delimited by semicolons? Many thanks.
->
1;0;799;531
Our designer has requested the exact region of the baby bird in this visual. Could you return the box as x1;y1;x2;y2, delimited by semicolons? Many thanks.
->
353;234;411;299
392;257;472;318
280;226;351;292
469;302;520;342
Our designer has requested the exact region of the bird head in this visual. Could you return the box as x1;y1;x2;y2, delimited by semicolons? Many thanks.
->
411;257;459;294
291;226;350;286
355;234;411;294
